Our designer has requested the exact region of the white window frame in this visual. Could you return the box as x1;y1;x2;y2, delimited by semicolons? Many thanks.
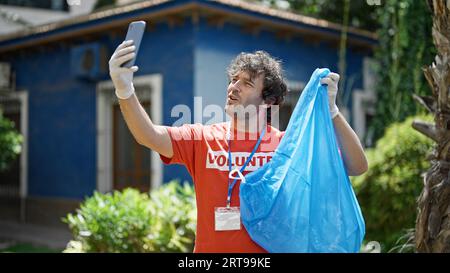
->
96;74;163;193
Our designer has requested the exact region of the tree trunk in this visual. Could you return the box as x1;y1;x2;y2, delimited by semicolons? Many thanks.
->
413;0;450;252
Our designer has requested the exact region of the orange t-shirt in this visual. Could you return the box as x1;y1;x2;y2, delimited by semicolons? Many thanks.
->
159;122;285;253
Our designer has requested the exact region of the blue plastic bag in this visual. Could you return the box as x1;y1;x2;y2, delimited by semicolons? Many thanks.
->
240;68;365;253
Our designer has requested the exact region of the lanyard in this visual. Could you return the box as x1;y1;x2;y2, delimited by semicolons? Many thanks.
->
226;123;266;207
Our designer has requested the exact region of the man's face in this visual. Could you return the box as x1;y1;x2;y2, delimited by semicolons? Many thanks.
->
225;70;266;119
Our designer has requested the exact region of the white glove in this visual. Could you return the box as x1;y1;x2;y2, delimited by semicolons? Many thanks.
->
109;40;139;100
320;72;340;119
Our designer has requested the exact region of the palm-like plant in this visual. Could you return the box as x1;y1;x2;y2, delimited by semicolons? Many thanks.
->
412;0;450;252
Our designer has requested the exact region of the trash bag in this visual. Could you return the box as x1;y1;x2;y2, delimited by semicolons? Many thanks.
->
240;68;365;253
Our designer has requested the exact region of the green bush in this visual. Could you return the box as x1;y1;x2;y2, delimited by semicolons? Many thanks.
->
63;181;196;253
0;110;23;172
351;115;434;252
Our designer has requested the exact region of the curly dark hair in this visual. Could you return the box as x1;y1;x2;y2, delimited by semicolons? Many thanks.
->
227;50;288;106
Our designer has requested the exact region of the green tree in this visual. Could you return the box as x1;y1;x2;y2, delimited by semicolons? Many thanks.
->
367;0;435;143
258;0;379;31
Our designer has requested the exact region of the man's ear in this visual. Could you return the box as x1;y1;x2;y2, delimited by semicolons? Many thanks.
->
263;96;276;106
260;102;272;111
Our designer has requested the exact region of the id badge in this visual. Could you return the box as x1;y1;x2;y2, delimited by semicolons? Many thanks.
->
215;207;241;231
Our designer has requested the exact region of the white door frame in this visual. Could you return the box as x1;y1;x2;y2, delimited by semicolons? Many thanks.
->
96;74;163;193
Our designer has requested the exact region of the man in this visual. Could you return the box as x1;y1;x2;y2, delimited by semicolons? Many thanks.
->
109;40;368;253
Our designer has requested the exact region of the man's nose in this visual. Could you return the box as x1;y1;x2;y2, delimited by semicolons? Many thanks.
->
230;80;242;93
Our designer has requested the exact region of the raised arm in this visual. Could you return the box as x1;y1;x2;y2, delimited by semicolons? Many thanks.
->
109;40;173;158
332;113;368;176
321;71;368;176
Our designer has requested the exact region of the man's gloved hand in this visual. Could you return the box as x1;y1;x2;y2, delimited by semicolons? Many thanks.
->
109;40;139;100
320;72;340;119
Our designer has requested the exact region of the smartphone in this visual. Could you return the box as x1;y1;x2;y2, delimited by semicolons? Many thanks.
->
122;21;146;68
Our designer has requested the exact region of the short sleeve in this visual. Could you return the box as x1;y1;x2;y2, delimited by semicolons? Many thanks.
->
159;124;203;175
